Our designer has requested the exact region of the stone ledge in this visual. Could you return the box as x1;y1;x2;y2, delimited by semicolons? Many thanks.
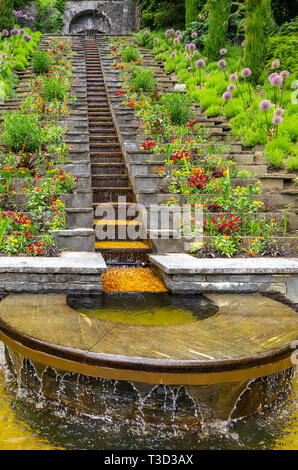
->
0;251;107;274
149;254;298;303
149;254;298;275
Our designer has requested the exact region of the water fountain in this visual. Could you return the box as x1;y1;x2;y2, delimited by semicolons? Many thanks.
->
0;292;297;431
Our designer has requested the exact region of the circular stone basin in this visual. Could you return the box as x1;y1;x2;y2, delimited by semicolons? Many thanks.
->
0;293;297;424
0;293;297;383
67;293;218;325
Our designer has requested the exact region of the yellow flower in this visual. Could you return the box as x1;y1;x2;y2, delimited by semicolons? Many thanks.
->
224;236;230;240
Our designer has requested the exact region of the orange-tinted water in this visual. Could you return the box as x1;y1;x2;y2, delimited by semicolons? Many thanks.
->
102;268;167;292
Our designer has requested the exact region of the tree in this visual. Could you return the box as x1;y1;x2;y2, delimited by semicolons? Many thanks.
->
204;0;233;60
244;0;275;83
0;0;14;32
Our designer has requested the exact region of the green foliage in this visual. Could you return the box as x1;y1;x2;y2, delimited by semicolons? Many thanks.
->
160;92;192;124
32;50;51;73
204;0;233;60
54;0;67;13
142;0;185;29
121;46;140;63
0;0;14;31
185;0;199;27
244;0;276;84
266;33;298;77
264;134;293;167
131;67;157;92
35;0;63;32
1;111;44;152
41;77;66;101
182;18;209;50
271;0;298;26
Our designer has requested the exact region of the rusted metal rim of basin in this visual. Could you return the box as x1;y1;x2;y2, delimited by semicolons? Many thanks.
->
0;324;294;386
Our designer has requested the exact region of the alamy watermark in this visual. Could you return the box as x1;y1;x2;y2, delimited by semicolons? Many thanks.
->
94;197;203;250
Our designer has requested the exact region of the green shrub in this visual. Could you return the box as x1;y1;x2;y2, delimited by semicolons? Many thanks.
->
204;0;233;61
264;134;292;166
160;92;192;125
131;67;157;92
33;51;51;74
285;155;298;171
41;78;66;101
266;33;298;77
205;104;221;116
1;111;44;152
121;46;140;63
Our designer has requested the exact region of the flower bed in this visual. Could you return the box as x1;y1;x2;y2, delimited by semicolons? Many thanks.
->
108;36;296;258
134;28;298;172
0;36;78;256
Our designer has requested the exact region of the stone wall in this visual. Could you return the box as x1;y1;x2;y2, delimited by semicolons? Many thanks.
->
62;1;137;34
0;252;106;294
149;254;298;304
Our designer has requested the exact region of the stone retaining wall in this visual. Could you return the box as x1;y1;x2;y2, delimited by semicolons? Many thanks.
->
0;252;106;294
149;254;298;304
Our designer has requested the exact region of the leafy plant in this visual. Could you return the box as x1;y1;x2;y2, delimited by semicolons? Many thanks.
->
131;67;157;92
160;92;191;125
33;50;51;74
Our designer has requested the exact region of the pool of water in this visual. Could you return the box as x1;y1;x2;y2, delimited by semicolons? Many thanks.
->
0;342;297;450
67;293;218;325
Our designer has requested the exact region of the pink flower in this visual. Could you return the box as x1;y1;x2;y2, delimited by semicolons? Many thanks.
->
173;37;180;44
170;51;176;59
218;59;226;69
274;107;285;117
229;72;238;81
196;59;205;68
271;59;280;70
222;91;232;101
241;40;246;47
153;37;159;43
185;43;197;51
241;68;252;78
165;29;175;37
280;70;290;79
268;72;278;81
259;100;271;111
227;83;236;92
220;48;227;56
272;115;283;125
270;74;283;86
191;32;198;39
175;30;181;36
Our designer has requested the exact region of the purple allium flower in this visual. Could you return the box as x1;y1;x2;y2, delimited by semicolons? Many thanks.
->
222;91;232;101
14;10;23;18
271;59;280;70
274;107;285;117
170;51;176;59
196;59;205;68
199;15;204;20
173;37;180;44
144;30;149;36
259;100;271;111
10;29;18;36
241;67;252;78
24;34;31;42
191;32;198;39
165;29;175;37
1;53;7;59
153;37;159;43
185;43;197;51
272;115;283;126
227;83;236;92
1;29;9;36
218;59;226;68
241;40;246;47
0;60;5;66
280;70;290;79
268;72;278;81
29;16;35;22
270;74;283;86
185;54;193;60
229;72;238;82
19;28;24;34
220;48;227;56
229;72;238;81
175;30;181;36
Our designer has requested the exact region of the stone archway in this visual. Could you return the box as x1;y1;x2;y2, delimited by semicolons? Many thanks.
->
61;1;137;35
69;9;111;34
